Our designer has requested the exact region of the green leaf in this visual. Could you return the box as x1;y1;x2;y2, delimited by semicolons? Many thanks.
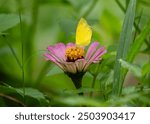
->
113;0;136;96
16;88;46;101
142;62;150;76
0;85;49;106
17;88;49;106
119;59;142;78
0;14;20;33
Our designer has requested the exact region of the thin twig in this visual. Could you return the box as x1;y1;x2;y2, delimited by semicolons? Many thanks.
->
115;0;126;12
0;93;26;106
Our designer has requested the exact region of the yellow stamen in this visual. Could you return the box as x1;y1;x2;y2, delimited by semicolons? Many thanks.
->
65;46;84;62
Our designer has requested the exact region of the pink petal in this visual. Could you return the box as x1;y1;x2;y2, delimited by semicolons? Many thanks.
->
83;46;106;71
44;53;55;61
46;49;62;63
47;43;66;61
85;42;99;60
92;58;102;63
66;42;75;49
44;53;65;71
89;46;107;63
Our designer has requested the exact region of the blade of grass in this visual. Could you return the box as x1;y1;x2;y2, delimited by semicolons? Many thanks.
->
120;20;150;90
113;0;136;96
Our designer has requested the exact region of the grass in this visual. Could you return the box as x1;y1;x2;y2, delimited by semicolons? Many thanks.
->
113;0;136;96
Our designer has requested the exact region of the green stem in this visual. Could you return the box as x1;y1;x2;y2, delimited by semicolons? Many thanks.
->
18;3;25;103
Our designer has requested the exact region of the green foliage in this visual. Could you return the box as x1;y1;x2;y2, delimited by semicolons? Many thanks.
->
142;62;150;76
119;59;142;78
0;0;150;107
0;14;20;33
0;84;49;106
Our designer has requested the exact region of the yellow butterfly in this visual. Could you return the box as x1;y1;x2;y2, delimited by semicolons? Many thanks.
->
76;18;92;46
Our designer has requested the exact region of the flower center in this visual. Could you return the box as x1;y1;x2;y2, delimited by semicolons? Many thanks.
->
65;46;84;62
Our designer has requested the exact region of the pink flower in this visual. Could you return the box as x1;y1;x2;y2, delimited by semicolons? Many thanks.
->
44;42;106;73
44;41;106;89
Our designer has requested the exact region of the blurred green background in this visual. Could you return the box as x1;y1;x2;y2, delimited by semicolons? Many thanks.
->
0;0;150;106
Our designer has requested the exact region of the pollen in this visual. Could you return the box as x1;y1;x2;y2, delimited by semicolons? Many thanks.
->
65;46;84;62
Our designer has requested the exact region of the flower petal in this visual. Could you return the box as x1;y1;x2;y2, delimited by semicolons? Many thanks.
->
83;46;107;71
89;46;107;63
54;43;66;60
47;43;66;61
85;42;99;60
92;58;102;63
66;42;75;49
44;53;65;71
44;53;55;61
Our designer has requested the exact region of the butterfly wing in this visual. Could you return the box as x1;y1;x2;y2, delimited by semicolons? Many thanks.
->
76;18;92;46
